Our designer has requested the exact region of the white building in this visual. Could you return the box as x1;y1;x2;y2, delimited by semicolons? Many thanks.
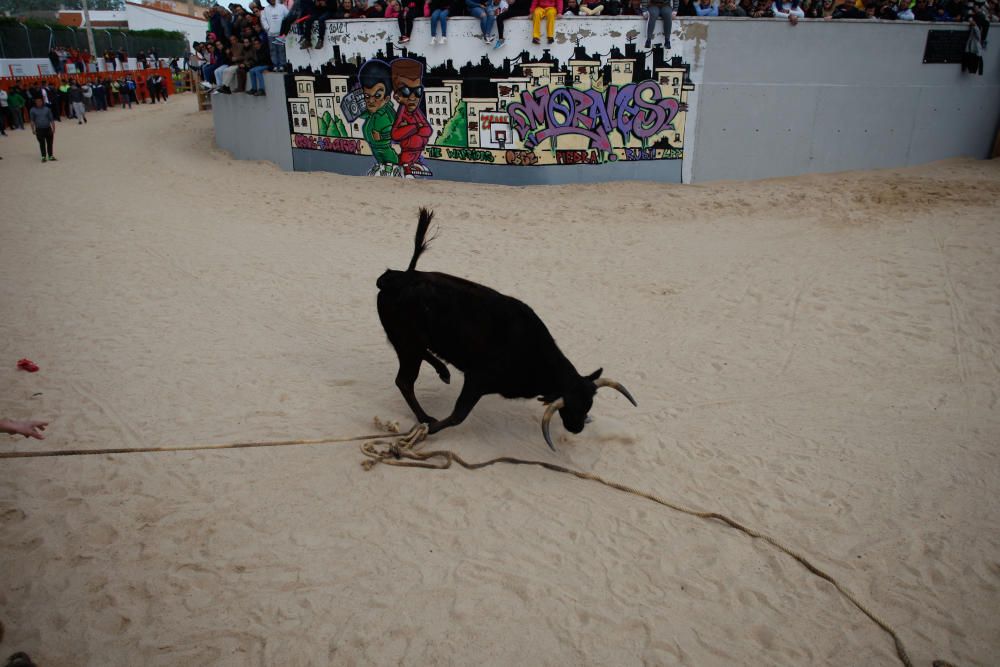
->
124;1;207;48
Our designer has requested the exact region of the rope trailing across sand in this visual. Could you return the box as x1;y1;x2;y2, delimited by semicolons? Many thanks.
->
0;434;389;459
362;425;919;667
2;422;922;667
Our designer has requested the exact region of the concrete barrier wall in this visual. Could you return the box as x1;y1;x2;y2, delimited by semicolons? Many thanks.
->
211;72;294;171
691;19;1000;182
211;18;1000;183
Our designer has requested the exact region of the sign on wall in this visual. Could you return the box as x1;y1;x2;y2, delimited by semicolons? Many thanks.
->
284;20;696;180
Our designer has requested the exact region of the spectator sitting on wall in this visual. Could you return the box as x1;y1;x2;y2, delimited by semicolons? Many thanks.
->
719;0;748;14
234;37;257;92
215;35;245;94
248;36;272;95
932;2;954;17
492;0;513;49
912;0;934;18
530;0;562;45
676;0;698;13
564;0;581;12
426;0;450;43
580;0;605;14
694;0;719;14
772;0;805;16
831;0;867;16
337;0;366;17
465;0;498;44
643;0;677;50
397;0;425;44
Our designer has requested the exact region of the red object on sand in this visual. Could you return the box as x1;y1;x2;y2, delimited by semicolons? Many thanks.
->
17;359;39;373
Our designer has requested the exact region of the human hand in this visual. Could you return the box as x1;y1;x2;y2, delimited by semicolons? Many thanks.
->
1;419;48;440
373;130;381;140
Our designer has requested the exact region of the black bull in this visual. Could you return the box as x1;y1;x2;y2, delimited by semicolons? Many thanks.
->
376;208;637;450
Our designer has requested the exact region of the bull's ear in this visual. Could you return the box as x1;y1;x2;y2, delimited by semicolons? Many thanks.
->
586;368;603;382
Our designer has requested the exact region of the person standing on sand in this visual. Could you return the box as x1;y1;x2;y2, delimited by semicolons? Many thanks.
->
69;83;87;124
29;97;56;162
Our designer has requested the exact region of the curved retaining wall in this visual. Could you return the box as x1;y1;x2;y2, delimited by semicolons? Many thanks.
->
212;17;1000;184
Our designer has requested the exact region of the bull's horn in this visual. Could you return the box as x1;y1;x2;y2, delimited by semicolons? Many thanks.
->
594;379;638;407
541;398;565;452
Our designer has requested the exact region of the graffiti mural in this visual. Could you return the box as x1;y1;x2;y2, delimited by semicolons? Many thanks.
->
286;38;694;178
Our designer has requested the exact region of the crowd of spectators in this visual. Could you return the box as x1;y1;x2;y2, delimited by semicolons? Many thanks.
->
1;75;170;134
47;46;175;75
186;0;994;85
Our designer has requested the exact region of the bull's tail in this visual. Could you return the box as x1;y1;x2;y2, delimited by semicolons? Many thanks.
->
407;208;434;272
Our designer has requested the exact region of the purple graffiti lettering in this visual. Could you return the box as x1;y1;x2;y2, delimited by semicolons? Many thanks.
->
507;81;682;152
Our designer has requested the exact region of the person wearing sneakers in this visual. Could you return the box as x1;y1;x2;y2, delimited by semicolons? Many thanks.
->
493;0;511;47
397;0;424;43
466;0;498;43
427;0;451;44
643;0;677;49
29;97;56;162
530;0;562;44
261;0;290;70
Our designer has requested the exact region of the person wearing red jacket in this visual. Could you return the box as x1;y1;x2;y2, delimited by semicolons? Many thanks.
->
530;0;562;43
390;59;432;177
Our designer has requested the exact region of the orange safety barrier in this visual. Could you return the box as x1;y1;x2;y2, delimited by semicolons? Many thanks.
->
0;67;176;98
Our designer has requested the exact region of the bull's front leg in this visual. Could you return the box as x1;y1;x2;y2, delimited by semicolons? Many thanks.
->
428;377;483;434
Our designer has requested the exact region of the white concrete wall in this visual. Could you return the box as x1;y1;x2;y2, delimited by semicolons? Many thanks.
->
690;18;1000;182
212;73;295;171
0;59;57;77
219;17;1000;183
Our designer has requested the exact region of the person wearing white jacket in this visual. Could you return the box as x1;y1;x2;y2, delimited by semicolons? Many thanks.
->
261;0;290;70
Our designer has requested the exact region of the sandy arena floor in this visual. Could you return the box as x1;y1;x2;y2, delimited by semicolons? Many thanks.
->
1;97;999;666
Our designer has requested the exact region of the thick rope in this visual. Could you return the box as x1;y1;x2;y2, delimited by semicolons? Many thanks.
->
2;421;919;666
361;428;915;667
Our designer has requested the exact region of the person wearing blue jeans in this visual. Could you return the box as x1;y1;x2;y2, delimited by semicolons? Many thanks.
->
428;0;450;43
465;0;497;41
643;0;677;48
248;37;272;95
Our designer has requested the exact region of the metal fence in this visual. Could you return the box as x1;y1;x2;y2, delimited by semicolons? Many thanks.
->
0;24;186;59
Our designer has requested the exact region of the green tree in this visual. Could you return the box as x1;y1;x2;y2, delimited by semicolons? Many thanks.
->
436;101;468;148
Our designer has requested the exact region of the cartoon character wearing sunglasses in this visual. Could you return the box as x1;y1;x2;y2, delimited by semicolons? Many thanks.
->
390;58;433;177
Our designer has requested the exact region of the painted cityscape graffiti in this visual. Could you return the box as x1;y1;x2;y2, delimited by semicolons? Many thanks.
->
285;41;693;177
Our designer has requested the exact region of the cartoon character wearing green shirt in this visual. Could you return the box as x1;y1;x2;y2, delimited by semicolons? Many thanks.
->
357;59;398;168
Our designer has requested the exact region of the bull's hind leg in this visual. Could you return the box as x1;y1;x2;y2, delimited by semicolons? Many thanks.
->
394;350;437;424
423;351;451;384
